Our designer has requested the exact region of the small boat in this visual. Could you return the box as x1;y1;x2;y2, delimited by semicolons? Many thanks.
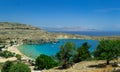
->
53;42;56;44
52;45;54;47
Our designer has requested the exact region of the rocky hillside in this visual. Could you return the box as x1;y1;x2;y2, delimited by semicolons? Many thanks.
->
0;22;52;39
0;22;88;44
0;22;56;44
0;22;118;44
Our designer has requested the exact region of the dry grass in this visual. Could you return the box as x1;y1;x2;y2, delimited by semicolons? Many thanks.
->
42;60;119;72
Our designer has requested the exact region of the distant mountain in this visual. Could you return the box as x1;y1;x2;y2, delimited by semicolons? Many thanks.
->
41;27;98;31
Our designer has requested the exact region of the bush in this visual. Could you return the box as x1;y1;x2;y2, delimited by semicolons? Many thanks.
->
0;51;15;58
1;61;13;72
9;63;31;72
0;45;5;51
35;54;58;70
16;54;21;61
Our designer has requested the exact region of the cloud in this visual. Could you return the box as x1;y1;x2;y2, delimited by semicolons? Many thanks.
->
94;8;120;13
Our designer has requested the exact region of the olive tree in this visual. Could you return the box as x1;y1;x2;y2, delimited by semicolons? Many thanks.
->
56;42;75;68
93;40;120;65
73;42;91;63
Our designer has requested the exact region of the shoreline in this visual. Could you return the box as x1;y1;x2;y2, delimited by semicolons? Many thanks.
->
7;44;22;55
7;44;34;61
0;45;22;63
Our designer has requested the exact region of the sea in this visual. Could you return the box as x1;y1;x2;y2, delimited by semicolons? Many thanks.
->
49;31;120;36
18;31;120;59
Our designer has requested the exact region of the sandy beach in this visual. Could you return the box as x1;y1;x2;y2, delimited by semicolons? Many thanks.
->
7;44;22;55
0;57;17;63
7;44;33;60
0;45;21;63
0;44;33;63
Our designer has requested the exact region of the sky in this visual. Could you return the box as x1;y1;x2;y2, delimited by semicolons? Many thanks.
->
0;0;120;31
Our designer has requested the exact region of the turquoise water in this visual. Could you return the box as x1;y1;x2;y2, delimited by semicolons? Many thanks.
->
18;39;99;58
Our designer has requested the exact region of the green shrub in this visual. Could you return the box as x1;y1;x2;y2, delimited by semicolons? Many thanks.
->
15;54;21;61
0;45;5;51
9;63;31;72
1;61;13;72
35;54;58;70
0;51;15;58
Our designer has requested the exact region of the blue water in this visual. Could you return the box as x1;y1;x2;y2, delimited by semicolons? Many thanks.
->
18;39;99;59
49;31;120;36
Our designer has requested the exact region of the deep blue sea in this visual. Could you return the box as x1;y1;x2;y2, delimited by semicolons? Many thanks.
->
19;39;98;58
49;31;120;36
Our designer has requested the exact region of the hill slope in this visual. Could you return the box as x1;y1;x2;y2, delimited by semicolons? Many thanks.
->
0;22;87;44
0;22;118;44
0;22;55;39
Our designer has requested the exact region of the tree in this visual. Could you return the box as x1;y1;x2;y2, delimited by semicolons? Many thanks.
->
56;42;75;68
73;42;91;63
93;40;120;65
1;61;13;72
35;54;57;70
9;63;31;72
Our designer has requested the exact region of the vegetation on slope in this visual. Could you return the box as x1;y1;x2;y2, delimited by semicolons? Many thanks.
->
0;51;15;58
93;40;120;65
0;22;51;40
56;42;76;68
35;54;58;70
40;40;119;70
73;42;91;63
1;61;13;72
9;62;31;72
1;61;31;72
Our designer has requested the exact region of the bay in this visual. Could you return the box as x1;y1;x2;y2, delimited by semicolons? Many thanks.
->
18;39;99;59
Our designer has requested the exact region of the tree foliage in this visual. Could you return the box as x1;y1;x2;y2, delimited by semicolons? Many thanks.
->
0;45;5;51
0;51;15;58
35;54;57;70
56;42;75;68
15;54;21;61
1;61;13;72
9;63;31;72
73;42;91;63
2;61;31;72
93;40;120;65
